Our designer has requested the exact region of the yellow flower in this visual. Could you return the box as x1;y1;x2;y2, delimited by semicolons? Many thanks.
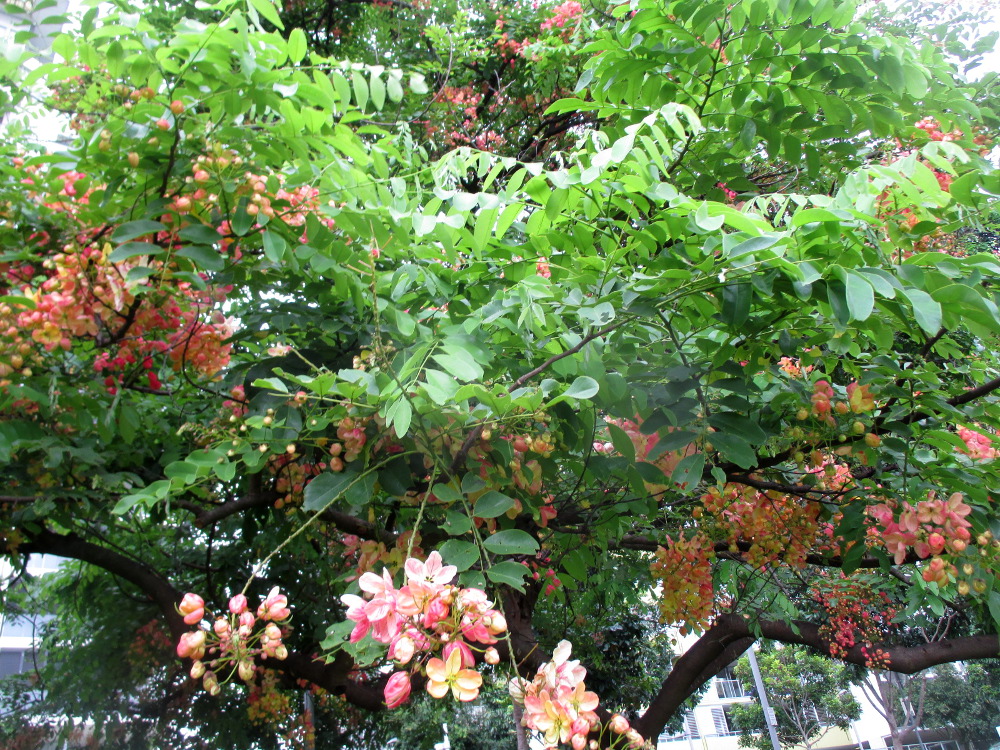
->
425;648;482;701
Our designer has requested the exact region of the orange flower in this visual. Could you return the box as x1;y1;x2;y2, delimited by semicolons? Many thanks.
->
425;648;482;701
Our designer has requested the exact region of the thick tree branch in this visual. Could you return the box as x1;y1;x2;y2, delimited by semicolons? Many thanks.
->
633;613;1000;740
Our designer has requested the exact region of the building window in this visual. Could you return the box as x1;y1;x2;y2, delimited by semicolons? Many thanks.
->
684;711;700;739
711;706;740;736
0;647;37;679
0;613;51;639
715;665;748;699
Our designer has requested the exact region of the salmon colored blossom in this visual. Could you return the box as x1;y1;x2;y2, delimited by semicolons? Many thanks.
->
426;648;482;701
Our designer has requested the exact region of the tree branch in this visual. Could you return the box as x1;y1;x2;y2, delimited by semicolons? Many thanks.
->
633;613;1000;740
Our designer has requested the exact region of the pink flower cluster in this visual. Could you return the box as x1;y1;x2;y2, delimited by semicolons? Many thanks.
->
540;1;583;32
340;552;507;708
957;426;999;461
176;588;291;694
510;640;644;749
868;491;972;572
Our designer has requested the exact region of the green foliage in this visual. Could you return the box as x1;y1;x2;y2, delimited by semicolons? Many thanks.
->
731;646;862;750
921;662;1000;750
0;0;998;745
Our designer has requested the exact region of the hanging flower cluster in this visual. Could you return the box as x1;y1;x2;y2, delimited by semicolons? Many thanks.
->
867;490;973;583
175;588;291;694
510;640;645;749
340;551;507;708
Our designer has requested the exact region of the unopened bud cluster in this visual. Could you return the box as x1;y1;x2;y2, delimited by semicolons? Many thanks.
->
176;587;292;695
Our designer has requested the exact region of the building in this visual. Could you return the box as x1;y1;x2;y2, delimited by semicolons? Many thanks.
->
0;552;61;687
655;659;964;750
0;0;70;53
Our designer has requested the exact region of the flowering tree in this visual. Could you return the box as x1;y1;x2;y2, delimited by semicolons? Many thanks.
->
2;0;1000;746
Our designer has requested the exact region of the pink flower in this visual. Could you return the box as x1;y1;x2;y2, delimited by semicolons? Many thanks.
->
257;586;291;621
404;550;457;586
229;594;248;614
179;593;205;625
384;670;412;708
341;593;373;642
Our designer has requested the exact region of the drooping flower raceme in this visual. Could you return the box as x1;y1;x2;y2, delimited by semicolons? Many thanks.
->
339;551;506;708
175;589;292;695
511;640;646;749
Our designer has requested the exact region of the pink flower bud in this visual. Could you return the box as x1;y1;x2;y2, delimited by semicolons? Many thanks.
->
179;593;205;625
391;635;415;665
609;714;630;734
264;623;282;641
572;735;587;750
177;630;207;659
484;647;500;665
626;729;644;748
239;611;255;630
229;594;249;614
486;612;507;634
384;671;412;708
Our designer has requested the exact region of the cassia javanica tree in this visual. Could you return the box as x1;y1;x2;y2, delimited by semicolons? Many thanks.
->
1;0;1000;746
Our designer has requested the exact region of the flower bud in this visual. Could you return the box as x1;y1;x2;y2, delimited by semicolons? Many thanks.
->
484;647;500;665
229;594;248;614
238;660;255;682
178;593;205;625
190;660;206;679
384;671;412;709
392;635;415;665
609;714;630;734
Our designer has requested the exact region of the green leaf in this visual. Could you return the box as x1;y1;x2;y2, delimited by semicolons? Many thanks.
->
845;272;874;322
385;398;412;439
386;75;404;102
442;509;473;536
902;288;942;334
370;72;386;110
710;433;757;469
671;452;704;488
474;490;516;519
108;242;163;262
483;529;539;556
303;471;356;511
112;220;167;243
562;376;600;401
178;224;221;245
262;230;287;262
432;349;483;382
176;245;224;271
351;69;369;110
721;283;752;327
486;561;530;591
439;540;480;572
248;0;284;29
287;27;307;63
423;369;459;405
607;423;636;463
